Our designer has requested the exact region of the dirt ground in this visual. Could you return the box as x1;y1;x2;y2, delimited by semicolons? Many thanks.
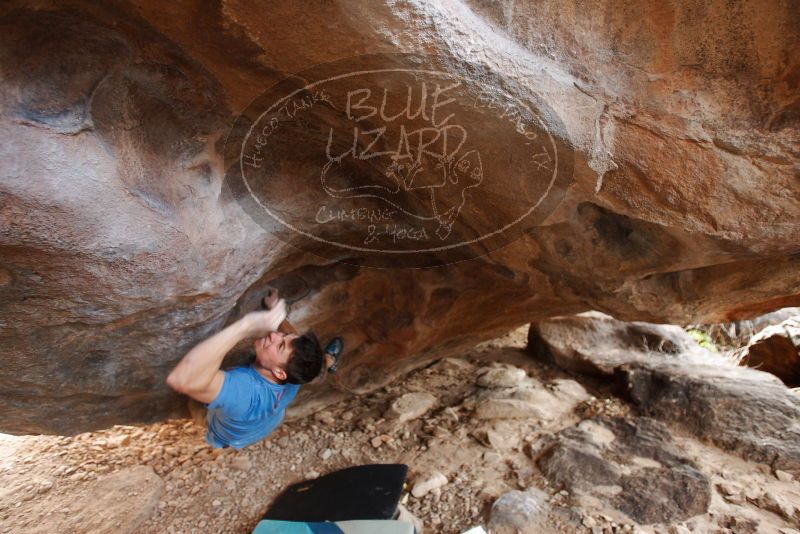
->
1;327;798;534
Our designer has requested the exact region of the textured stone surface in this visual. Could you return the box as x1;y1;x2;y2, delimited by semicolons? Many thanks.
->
411;470;448;498
528;311;703;376
530;313;800;474
488;489;553;534
622;362;800;475
1;1;799;433
475;398;542;420
740;316;800;387
476;367;528;389
537;416;711;524
385;392;438;424
26;466;164;534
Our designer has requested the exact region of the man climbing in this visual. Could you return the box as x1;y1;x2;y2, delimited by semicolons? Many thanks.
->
166;292;343;449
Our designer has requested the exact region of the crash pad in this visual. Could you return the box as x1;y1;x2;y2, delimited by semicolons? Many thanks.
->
263;464;408;522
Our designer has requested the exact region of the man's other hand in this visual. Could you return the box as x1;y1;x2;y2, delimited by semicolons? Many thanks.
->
241;298;287;337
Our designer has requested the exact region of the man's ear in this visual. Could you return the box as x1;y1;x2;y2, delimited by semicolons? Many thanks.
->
273;367;287;381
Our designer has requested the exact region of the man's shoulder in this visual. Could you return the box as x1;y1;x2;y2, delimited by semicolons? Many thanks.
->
209;366;267;414
227;366;299;390
226;364;257;374
223;365;296;396
219;366;301;407
210;366;260;404
223;364;263;382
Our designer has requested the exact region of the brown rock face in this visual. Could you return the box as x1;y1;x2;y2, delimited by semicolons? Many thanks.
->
740;316;800;387
0;1;798;434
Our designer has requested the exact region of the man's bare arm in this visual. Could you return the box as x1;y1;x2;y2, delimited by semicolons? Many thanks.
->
166;301;287;403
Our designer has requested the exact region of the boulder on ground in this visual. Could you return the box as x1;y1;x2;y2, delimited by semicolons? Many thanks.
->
474;398;549;421
385;392;437;424
754;490;800;526
477;367;528;389
527;312;712;376
411;470;448;498
549;379;592;404
488;488;553;534
621;362;800;474
529;312;800;475
473;420;522;451
739;316;800;387
27;466;163;534
472;367;586;422
537;417;711;524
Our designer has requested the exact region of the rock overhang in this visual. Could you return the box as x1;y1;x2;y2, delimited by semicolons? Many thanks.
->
0;0;798;434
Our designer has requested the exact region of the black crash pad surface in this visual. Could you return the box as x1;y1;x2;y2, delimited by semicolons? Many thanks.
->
263;464;409;522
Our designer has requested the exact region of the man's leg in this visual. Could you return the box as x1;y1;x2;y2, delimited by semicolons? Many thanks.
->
310;338;344;384
324;337;344;373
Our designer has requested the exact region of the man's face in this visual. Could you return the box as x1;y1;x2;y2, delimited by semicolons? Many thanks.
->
254;331;297;379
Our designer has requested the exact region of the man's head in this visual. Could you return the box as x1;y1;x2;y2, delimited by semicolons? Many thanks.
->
254;330;324;384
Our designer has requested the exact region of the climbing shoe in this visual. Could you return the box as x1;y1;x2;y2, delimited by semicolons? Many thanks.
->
324;336;344;373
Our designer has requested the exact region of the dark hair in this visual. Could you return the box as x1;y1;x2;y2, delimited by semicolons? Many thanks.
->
285;331;325;384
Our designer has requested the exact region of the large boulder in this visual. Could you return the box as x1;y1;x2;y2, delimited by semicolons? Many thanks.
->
537;416;711;524
527;311;706;375
622;362;800;474
529;313;800;474
1;0;799;434
739;316;800;387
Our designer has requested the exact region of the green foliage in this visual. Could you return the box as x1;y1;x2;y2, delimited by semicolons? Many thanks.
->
687;329;719;352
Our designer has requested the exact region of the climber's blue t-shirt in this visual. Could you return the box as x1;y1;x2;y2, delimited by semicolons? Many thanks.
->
205;365;300;449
